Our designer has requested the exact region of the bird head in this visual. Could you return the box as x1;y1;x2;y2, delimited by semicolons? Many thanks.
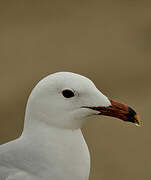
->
25;72;140;129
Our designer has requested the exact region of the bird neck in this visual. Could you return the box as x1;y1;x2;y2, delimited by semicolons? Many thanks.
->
23;107;82;138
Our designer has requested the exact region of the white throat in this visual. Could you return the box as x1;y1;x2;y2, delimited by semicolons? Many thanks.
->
22;102;90;180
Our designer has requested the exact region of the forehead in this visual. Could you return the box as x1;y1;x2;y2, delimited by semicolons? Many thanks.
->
39;72;96;92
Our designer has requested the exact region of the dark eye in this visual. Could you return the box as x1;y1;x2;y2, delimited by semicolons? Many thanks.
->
62;89;75;98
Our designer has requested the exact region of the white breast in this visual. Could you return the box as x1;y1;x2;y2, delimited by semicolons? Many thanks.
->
21;125;90;180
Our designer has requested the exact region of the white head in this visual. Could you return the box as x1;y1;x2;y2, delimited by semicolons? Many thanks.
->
25;72;111;129
25;72;139;130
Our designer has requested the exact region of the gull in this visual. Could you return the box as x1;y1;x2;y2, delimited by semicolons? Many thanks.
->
0;72;140;180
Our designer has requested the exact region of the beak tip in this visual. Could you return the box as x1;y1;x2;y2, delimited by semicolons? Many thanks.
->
126;107;141;127
134;114;142;127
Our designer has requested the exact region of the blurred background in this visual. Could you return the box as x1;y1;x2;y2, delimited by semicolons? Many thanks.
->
0;0;151;179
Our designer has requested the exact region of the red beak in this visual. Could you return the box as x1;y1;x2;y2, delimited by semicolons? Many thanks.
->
85;99;140;126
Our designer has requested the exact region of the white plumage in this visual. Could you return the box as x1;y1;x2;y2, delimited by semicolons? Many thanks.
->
0;72;135;180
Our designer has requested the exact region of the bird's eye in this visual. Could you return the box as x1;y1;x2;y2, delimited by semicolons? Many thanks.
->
62;89;75;98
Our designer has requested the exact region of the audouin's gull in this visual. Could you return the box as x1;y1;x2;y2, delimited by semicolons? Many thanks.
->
0;72;140;180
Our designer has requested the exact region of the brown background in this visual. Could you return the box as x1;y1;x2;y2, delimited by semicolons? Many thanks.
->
0;0;151;179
